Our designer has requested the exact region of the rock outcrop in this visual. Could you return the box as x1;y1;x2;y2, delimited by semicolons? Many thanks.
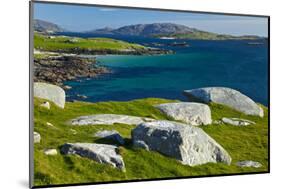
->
34;132;41;143
183;87;264;117
221;117;256;126
70;114;154;126
61;143;125;170
236;160;262;168
155;102;212;126
34;82;65;108
95;130;125;145
132;120;231;166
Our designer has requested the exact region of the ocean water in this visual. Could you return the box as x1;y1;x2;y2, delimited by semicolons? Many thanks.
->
62;33;268;105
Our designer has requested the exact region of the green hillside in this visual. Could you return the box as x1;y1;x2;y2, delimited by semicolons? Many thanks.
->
33;97;268;187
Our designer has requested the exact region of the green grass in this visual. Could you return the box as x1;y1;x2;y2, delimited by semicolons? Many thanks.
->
34;33;146;53
33;97;268;186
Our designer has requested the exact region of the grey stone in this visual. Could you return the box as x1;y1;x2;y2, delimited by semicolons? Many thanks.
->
95;130;125;145
61;143;125;170
44;149;58;156
132;120;231;166
213;120;223;125
155;102;212;126
222;117;256;126
70;114;154;126
183;87;264;117
34;132;41;143
40;101;50;109
236;160;262;168
34;82;65;108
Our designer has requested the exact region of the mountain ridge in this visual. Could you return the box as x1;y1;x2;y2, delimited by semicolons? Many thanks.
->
34;19;65;33
34;19;265;40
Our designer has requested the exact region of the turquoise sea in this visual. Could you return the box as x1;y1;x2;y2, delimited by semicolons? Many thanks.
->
63;33;268;105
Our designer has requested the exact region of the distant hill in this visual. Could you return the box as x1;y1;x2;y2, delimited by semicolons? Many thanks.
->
34;19;65;33
87;23;264;40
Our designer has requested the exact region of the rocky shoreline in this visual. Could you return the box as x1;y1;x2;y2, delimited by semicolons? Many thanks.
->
43;46;173;56
34;54;111;86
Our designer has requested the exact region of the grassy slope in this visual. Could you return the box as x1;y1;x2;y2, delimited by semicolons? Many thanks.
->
34;33;146;52
33;97;268;186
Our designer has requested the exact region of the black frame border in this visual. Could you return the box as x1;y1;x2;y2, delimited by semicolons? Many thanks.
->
29;0;270;188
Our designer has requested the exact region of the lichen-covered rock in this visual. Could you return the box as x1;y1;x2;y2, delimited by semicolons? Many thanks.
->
70;114;154;126
236;160;262;168
155;102;212;126
60;143;125;170
132;120;231;166
183;87;264;117
221;117;256;126
34;132;41;143
34;82;65;108
95;130;125;145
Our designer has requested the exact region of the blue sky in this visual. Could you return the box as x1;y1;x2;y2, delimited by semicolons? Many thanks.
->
34;2;268;36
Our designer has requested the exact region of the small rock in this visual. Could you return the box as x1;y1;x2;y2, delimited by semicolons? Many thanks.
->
213;120;223;125
155;102;212;126
34;132;41;143
222;117;255;126
132;120;231;166
44;149;58;156
63;85;72;90
236;160;262;168
71;114;155;126
40;101;50;109
95;130;125;145
61;143;125;170
77;94;87;99
46;122;54;127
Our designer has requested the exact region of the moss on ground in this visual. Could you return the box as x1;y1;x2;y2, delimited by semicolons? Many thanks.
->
33;97;268;186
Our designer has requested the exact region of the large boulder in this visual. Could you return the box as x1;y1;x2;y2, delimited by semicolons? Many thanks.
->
155;102;212;126
60;143;125;170
94;130;125;145
34;82;65;108
183;87;263;117
70;114;154;126
132;120;231;166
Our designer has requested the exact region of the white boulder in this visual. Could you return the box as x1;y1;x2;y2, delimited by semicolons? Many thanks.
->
70;114;154;126
61;143;125;170
183;87;264;117
34;82;65;108
132;120;231;166
155;102;212;126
